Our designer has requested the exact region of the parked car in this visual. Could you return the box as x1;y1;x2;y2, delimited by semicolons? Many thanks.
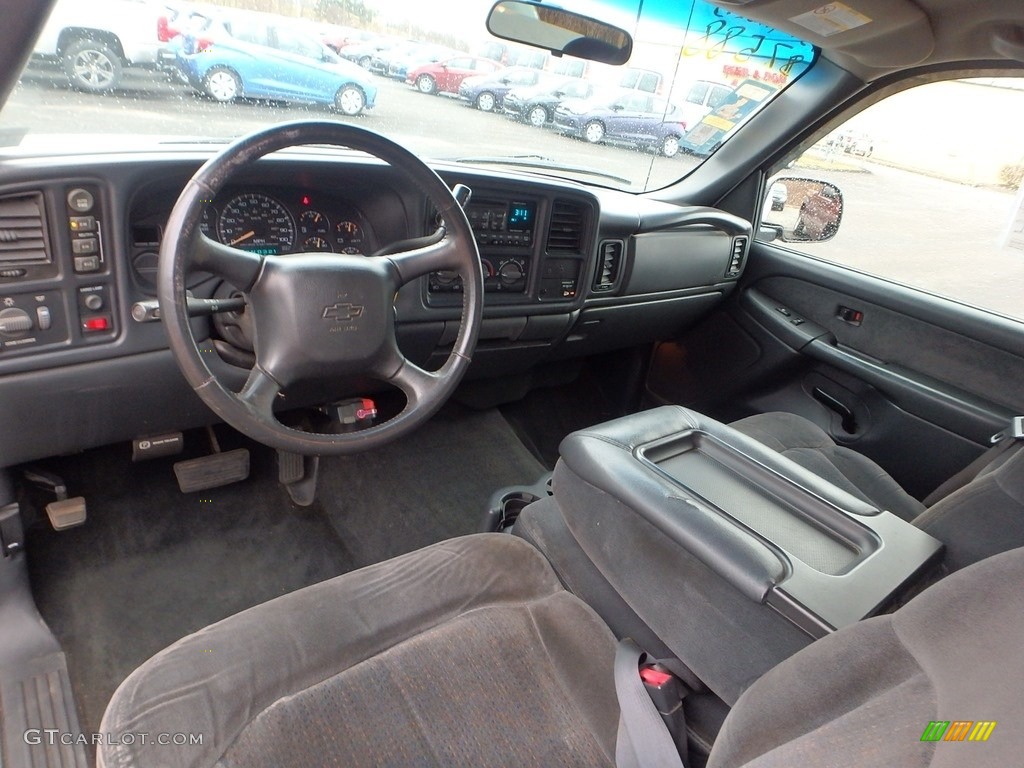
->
176;11;376;115
369;42;455;80
553;90;689;156
407;55;503;95
315;24;372;54
31;0;171;91
677;79;732;130
837;129;875;157
458;65;546;111
337;36;397;69
388;45;462;81
503;75;601;126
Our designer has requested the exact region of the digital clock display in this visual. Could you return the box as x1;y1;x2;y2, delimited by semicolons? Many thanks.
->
507;202;534;231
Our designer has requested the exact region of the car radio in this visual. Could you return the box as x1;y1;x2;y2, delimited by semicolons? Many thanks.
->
429;199;535;294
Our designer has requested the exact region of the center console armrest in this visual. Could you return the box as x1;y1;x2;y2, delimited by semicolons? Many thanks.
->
557;406;943;637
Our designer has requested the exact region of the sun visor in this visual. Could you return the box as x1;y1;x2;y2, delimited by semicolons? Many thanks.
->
714;0;934;71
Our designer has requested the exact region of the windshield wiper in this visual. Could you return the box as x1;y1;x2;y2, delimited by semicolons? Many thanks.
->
452;155;632;186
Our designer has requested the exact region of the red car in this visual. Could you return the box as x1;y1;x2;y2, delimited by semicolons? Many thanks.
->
407;55;503;95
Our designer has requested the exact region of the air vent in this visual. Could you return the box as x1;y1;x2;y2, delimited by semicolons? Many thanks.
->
593;239;624;292
0;192;49;264
547;200;585;252
725;236;748;277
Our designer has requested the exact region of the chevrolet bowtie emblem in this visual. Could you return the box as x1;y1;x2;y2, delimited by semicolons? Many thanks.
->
322;303;364;322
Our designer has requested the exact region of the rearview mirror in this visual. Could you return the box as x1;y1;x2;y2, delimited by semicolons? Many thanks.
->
762;177;844;242
487;0;633;66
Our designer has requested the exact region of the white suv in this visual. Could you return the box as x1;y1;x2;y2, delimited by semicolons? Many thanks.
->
32;0;172;92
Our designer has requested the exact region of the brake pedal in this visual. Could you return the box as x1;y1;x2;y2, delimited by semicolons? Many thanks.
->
174;426;250;493
174;449;250;493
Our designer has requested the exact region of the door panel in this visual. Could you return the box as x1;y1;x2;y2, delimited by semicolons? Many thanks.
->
648;244;1024;500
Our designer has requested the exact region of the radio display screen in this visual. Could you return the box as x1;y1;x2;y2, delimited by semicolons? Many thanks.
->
507;202;534;231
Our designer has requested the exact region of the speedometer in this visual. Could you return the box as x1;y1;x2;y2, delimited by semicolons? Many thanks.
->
217;193;296;254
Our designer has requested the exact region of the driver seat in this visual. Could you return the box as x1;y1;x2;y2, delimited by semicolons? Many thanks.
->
99;534;1023;767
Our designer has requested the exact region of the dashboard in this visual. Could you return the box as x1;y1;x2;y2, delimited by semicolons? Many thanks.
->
0;147;751;465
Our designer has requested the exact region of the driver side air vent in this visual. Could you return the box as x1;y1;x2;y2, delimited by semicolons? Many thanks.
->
725;235;748;278
0;192;49;264
547;200;585;252
593;239;624;292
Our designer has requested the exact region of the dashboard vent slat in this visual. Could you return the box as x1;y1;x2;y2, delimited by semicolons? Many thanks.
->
547;200;585;252
593;239;624;292
0;192;49;264
725;235;748;277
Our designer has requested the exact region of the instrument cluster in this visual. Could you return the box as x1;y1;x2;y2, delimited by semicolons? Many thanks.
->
199;188;376;257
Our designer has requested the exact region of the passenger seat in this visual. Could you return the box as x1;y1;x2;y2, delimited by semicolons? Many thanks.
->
731;411;1024;572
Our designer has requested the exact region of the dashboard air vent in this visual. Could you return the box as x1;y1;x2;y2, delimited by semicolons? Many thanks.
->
725;235;748;277
0;192;49;264
547;200;585;252
593;239;624;292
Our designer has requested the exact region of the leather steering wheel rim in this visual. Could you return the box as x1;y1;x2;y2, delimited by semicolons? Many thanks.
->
158;121;483;455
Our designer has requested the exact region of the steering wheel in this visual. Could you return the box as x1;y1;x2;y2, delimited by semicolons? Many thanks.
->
158;121;483;455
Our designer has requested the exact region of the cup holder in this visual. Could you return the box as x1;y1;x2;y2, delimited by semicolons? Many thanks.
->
480;473;553;533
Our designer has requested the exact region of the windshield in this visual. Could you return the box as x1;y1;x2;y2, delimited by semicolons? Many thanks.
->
1;0;815;192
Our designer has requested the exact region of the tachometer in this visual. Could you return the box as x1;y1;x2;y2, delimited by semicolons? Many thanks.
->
217;193;295;254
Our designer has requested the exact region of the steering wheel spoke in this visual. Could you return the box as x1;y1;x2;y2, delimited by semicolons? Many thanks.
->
385;355;441;409
237;366;282;421
192;234;264;291
386;235;464;288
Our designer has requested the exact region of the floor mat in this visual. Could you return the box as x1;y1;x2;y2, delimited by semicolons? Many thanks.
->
25;406;546;742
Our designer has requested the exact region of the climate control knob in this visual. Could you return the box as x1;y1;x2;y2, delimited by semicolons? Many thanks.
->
498;259;525;285
0;307;32;336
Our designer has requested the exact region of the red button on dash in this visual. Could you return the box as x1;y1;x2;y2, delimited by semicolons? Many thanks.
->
83;316;110;332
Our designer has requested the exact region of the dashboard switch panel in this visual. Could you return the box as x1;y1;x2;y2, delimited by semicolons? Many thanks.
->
0;290;68;353
77;285;115;340
65;185;106;274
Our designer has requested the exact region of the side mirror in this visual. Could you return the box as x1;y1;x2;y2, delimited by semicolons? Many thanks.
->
487;0;632;66
762;177;844;243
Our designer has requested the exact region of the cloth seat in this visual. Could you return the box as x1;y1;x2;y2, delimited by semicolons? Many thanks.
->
98;534;620;768
729;411;926;521
100;533;1024;768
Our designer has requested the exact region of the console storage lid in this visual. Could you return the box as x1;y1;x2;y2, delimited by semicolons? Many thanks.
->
556;406;943;637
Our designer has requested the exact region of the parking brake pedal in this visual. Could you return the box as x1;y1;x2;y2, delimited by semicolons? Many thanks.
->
173;426;249;493
23;468;88;531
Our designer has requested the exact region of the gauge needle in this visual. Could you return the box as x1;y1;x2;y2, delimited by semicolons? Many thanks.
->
230;230;255;246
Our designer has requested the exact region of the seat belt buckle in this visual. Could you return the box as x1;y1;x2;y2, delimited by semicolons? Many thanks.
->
639;664;683;716
639;662;688;756
991;416;1024;444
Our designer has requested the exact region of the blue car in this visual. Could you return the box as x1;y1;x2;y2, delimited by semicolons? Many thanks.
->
458;66;546;112
553;90;688;157
177;12;377;116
